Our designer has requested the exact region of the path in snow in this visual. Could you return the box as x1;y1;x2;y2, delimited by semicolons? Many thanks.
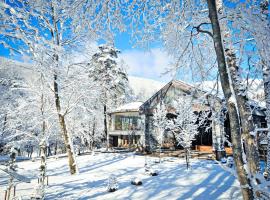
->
0;153;242;200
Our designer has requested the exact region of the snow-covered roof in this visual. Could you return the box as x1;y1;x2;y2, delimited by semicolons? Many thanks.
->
112;102;143;113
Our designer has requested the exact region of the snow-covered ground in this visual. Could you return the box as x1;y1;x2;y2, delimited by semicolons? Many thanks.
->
0;153;242;200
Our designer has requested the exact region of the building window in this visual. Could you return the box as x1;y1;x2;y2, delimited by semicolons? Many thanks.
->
261;122;267;128
115;115;141;130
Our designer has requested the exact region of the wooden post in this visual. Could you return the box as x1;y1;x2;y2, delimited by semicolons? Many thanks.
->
46;175;49;185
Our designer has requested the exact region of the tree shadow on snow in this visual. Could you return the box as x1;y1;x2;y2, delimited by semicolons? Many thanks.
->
47;153;127;176
128;160;240;200
40;156;240;200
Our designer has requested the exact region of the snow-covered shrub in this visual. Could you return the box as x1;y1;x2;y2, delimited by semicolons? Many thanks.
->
144;162;151;172
145;163;158;176
221;157;227;164
226;157;234;168
131;177;142;185
107;175;118;192
263;171;268;179
207;155;214;160
149;168;158;176
33;184;45;200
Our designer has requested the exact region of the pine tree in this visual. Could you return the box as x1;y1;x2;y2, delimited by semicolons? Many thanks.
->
89;45;129;149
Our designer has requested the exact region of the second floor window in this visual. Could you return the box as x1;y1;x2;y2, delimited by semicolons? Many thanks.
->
115;115;141;131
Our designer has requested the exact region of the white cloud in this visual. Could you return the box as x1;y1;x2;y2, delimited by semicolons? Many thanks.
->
120;48;173;82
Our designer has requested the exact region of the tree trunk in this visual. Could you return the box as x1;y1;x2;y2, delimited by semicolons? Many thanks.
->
54;141;58;155
38;139;46;199
104;104;109;150
89;119;96;151
262;63;270;179
217;0;261;177
256;3;270;181
227;101;254;199
225;48;260;176
185;148;190;170
54;74;77;175
2;113;7;133
92;118;96;145
159;144;162;163
36;86;47;199
50;2;77;175
30;146;33;158
58;113;77;174
206;0;254;199
7;151;16;200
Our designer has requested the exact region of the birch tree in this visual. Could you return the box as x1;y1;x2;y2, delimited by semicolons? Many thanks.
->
0;0;123;174
230;0;270;181
153;102;168;163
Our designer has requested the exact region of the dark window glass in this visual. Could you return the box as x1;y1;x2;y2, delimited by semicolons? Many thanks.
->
114;115;141;130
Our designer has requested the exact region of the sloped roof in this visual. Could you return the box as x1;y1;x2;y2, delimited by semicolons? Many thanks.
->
139;79;207;114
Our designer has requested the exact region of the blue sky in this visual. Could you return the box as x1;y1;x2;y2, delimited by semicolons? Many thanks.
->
112;32;172;82
0;29;172;83
1;0;266;84
0;0;173;83
0;44;11;58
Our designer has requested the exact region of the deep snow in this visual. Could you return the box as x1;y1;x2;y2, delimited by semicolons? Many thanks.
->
0;153;242;200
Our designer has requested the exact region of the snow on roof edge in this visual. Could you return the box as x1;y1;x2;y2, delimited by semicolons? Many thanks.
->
111;101;144;113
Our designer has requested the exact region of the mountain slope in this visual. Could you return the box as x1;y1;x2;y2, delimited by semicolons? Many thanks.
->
128;76;166;101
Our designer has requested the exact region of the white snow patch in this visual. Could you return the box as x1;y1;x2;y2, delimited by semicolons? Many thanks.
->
0;153;243;200
228;96;237;105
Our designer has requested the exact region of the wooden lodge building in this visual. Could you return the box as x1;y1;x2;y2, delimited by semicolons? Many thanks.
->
108;79;267;159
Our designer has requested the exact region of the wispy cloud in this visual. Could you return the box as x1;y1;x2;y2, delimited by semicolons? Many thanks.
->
120;48;173;82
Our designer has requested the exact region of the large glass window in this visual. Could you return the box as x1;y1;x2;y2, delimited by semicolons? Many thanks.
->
115;115;141;130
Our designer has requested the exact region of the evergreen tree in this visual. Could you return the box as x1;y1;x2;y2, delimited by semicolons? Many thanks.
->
89;45;129;149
